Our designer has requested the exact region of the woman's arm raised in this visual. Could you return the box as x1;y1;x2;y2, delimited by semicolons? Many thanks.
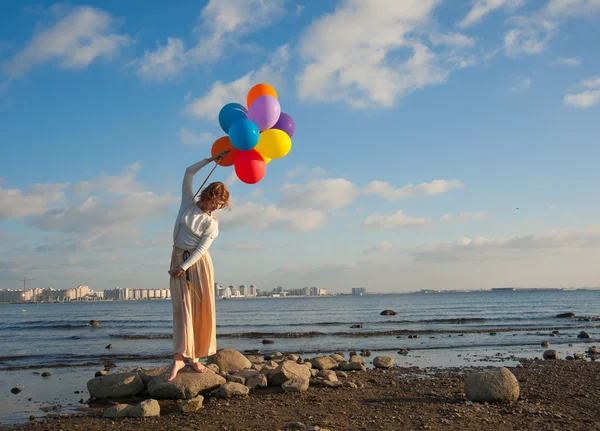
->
181;151;230;203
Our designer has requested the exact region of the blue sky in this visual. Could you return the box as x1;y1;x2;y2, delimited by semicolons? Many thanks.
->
1;0;600;293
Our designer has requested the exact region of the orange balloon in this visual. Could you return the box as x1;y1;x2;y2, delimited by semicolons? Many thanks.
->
211;136;237;167
247;83;277;109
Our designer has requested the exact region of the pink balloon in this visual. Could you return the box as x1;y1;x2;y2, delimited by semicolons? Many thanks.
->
248;96;281;131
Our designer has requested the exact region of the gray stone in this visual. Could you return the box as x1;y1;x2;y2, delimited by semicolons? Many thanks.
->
268;360;311;386
206;364;220;373
464;368;520;403
129;399;160;418
147;369;226;399
246;355;264;364
574;353;585;360
226;374;245;384
350;355;365;366
95;370;108;378
246;374;268;389
218;382;249;398
373;356;395;369
283;422;306;430
287;354;299;361
339;361;365;371
180;395;204;413
138;366;170;387
336;371;348;379
317;370;338;382
309;378;321;387
310;369;318;378
103;404;134;418
87;372;145;399
281;378;309;393
331;354;345;363
541;341;550;348
555;312;575;318
578;331;592;339
89;320;101;327
543;350;558;360
310;356;338;370
344;382;358;389
380;310;398;315
207;349;252;373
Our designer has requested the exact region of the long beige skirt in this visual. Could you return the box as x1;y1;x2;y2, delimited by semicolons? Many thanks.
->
169;246;217;361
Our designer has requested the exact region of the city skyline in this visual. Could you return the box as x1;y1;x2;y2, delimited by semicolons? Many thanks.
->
1;1;600;293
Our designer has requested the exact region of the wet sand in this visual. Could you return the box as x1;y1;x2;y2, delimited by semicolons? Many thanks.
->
4;360;600;431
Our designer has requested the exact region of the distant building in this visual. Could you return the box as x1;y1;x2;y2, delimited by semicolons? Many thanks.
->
239;285;247;296
352;287;367;296
250;285;258;296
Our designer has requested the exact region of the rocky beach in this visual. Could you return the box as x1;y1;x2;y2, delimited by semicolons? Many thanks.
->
5;348;600;431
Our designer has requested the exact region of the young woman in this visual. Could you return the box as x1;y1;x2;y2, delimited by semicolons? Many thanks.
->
167;152;230;381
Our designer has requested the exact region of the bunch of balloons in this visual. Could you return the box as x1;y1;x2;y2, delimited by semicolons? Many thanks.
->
211;83;295;184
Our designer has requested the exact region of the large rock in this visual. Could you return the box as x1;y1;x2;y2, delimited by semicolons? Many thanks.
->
147;369;226;399
373;356;394;369
246;374;268;389
129;399;160;418
331;354;345;363
87;372;145;399
232;369;260;380
339;361;365;371
268;360;311;386
218;382;249;398
380;310;397;316
543;350;558;360
180;396;204;413
310;356;338;371
246;355;264;364
138;366;169;387
207;349;252;373
555;312;575;318
103;404;134;418
317;370;338;382
464;368;520;403
578;331;592;339
350;355;365;366
281;378;309;393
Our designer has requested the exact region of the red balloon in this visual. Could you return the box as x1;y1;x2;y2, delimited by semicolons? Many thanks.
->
234;149;266;184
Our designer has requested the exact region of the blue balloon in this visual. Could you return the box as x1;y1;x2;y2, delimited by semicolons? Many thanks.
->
218;103;248;134
229;119;260;151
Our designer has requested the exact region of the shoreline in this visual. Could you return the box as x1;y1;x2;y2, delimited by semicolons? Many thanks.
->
5;360;600;430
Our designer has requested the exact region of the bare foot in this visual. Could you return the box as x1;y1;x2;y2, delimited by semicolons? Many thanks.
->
191;361;209;374
167;359;185;382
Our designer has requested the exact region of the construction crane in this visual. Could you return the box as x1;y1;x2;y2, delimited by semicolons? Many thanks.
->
19;277;36;302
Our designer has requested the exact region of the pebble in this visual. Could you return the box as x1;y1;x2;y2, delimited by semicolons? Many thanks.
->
41;372;51;377
11;387;23;394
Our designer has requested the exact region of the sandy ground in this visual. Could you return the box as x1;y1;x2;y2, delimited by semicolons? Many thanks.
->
4;359;600;431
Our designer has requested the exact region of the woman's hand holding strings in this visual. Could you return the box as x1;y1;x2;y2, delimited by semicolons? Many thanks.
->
169;267;185;278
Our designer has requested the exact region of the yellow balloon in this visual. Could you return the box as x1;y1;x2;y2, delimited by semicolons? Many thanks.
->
255;129;291;159
263;156;272;164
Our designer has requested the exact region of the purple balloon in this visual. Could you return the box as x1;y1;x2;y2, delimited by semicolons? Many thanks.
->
272;112;295;137
248;95;281;131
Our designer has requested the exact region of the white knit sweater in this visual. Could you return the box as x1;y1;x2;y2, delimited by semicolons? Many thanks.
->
172;159;219;271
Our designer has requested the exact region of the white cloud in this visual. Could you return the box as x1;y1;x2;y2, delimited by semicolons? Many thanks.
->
429;32;475;48
72;162;143;196
0;182;69;219
285;164;328;180
182;45;289;120
1;6;131;80
279;179;358;211
504;16;556;57
137;38;188;82
503;1;600;58
440;211;489;222
407;225;600;262
552;57;581;67
459;0;525;28
363;179;463;200
564;75;600;109
296;0;475;108
180;128;215;146
220;242;264;252
249;188;263;198
224;171;238;187
510;76;532;93
582;76;600;88
219;201;325;232
363;240;393;254
362;210;431;229
136;0;285;81
564;90;600;109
